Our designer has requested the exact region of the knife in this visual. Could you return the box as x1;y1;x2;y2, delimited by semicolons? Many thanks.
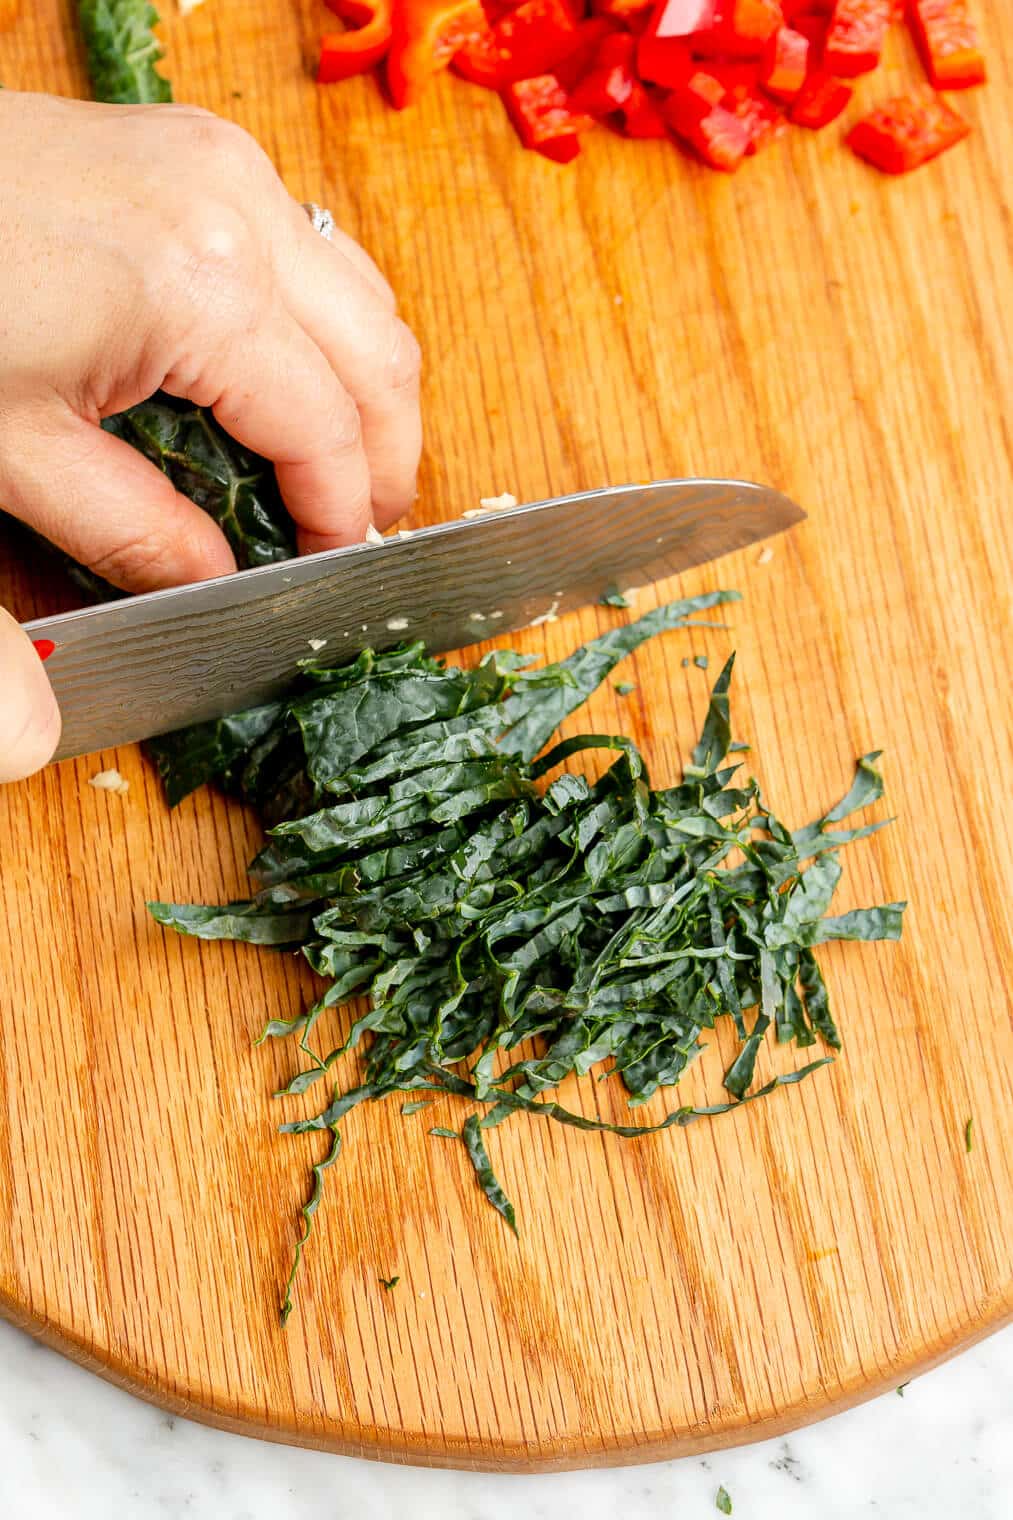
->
23;478;804;761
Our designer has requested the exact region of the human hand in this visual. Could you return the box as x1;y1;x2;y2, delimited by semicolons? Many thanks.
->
0;90;422;780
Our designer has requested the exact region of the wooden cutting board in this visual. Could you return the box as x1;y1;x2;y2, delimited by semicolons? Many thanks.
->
0;0;1010;1472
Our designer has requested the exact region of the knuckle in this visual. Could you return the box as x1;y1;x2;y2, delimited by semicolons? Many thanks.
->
152;205;259;332
86;529;181;593
326;391;364;454
186;112;264;173
385;320;422;393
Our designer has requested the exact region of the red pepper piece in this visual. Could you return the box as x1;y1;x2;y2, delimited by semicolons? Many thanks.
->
502;72;595;158
597;31;637;64
452;20;504;85
638;3;697;84
566;26;638;110
696;0;784;57
760;24;808;95
908;0;985;89
789;68;852;125
847;90;969;170
823;0;890;75
32;639;56;662
728;86;786;149
664;70;751;167
387;0;488;104
707;58;761;93
592;0;654;19
491;0;581;81
318;0;394;80
569;60;636;112
652;0;717;32
621;81;670;133
552;16;619;88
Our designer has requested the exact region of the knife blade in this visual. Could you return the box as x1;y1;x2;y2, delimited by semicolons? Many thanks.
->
24;478;804;761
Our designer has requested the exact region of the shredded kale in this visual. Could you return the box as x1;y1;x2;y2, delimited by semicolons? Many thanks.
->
78;0;173;104
378;1275;400;1291
148;601;904;1322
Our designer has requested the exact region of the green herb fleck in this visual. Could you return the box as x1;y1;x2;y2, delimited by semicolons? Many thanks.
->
614;681;637;696
401;1099;435;1116
896;1382;909;1396
78;0;173;104
681;656;690;668
716;1486;733;1514
600;587;631;609
379;1275;400;1291
964;1117;973;1152
694;654;710;670
429;1126;459;1139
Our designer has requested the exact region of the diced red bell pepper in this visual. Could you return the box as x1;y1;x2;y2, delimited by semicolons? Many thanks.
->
621;81;670;134
452;21;504;85
708;58;762;94
569;60;636;112
562;27;638;111
502;72;595;158
760;25;808;96
652;0;717;32
695;0;784;58
387;0;488;104
591;0;654;20
847;90;969;171
638;2;698;83
789;68;852;125
728;86;786;149
781;2;831;49
318;0;394;80
823;0;890;75
664;70;751;167
908;0;985;89
491;0;581;80
596;31;638;64
552;16;620;88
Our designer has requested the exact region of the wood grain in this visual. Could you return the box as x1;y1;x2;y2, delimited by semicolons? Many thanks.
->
0;0;1010;1471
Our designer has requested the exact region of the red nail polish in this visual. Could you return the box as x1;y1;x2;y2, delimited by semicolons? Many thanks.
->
33;639;56;662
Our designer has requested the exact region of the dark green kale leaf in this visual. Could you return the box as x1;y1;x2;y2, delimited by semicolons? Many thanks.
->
78;0;173;105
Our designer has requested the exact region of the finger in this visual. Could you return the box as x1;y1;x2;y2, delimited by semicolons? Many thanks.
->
276;206;422;530
308;212;397;311
0;607;61;783
0;407;237;593
167;308;374;549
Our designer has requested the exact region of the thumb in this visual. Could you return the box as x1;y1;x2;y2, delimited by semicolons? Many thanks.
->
0;607;61;783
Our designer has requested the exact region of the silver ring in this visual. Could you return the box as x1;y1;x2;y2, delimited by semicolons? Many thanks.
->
303;202;336;243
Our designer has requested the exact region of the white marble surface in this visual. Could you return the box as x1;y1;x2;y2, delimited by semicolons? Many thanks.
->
1;1319;1010;1519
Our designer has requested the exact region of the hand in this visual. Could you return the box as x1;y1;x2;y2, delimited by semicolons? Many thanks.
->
0;91;422;781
